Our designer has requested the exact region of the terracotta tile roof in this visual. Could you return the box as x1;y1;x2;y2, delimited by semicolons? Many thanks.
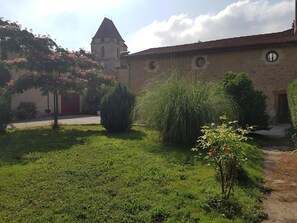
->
128;28;297;57
92;17;124;42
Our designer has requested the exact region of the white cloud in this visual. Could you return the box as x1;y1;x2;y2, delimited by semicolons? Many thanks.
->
30;0;127;16
127;0;294;53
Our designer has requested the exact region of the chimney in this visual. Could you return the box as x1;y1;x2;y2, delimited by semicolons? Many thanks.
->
295;0;297;34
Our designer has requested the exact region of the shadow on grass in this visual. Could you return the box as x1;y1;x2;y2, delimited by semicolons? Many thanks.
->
101;129;147;141
249;133;294;148
0;127;101;166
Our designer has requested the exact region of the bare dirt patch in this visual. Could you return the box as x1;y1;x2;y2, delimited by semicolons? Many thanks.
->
262;150;297;223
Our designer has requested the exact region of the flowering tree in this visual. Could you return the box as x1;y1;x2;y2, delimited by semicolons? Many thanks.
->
0;18;114;129
192;116;252;201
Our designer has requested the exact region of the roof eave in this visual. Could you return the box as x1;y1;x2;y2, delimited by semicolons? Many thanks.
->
126;41;297;59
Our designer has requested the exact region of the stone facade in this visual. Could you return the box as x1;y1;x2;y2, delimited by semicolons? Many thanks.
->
119;29;297;123
91;18;127;74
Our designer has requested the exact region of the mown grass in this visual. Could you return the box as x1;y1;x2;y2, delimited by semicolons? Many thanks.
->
0;125;264;222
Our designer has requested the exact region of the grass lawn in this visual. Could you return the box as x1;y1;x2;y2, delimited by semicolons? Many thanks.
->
0;125;264;223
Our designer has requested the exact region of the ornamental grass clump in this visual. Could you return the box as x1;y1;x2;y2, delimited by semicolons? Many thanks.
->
135;72;237;145
192;116;252;201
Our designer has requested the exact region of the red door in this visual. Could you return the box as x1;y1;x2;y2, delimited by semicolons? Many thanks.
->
61;93;80;115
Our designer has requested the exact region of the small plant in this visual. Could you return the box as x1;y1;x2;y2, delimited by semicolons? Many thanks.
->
15;102;37;120
192;116;251;201
101;82;135;132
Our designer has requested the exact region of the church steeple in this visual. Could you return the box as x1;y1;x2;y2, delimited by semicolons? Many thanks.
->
92;17;124;42
91;18;127;73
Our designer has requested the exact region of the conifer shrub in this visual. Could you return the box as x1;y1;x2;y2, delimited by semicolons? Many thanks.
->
221;72;269;130
15;102;37;120
135;73;237;145
101;82;135;132
288;79;297;128
0;88;12;134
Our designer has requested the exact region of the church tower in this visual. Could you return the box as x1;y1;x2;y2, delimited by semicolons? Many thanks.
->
91;18;127;74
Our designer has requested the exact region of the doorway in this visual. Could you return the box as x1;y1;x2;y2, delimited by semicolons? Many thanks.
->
277;93;290;123
61;92;80;115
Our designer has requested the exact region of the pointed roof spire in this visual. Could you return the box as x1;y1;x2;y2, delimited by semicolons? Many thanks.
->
92;17;124;41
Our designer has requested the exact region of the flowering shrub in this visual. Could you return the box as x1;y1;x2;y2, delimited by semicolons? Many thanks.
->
192;116;251;201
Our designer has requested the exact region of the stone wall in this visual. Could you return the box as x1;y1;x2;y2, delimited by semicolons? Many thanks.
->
119;45;297;113
91;38;127;71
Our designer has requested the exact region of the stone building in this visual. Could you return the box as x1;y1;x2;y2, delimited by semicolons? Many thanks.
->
118;26;297;124
91;17;127;76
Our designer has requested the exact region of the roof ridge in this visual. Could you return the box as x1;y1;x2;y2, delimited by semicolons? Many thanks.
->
92;17;124;42
129;28;296;56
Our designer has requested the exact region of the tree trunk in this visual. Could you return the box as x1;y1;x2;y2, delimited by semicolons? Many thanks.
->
52;90;59;129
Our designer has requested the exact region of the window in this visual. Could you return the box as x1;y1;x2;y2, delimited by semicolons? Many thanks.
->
146;60;159;72
195;57;206;67
148;61;157;70
266;51;278;62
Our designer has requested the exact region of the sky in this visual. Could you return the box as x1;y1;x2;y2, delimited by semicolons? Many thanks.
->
0;0;295;53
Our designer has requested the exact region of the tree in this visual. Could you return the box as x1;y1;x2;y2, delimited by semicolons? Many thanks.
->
0;18;113;129
221;72;269;130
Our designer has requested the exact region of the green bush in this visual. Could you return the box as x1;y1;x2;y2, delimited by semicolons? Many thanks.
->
15;102;37;120
101;82;135;132
82;88;106;115
221;72;269;129
0;88;12;134
193;117;251;201
135;73;237;145
288;79;297;128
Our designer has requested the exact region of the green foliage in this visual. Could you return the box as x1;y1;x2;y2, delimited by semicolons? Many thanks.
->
221;72;269;130
15;102;37;120
0;65;11;87
82;88;104;115
0;87;12;134
82;76;114;115
101;82;136;132
151;207;170;222
0;125;264;222
135;73;237;145
287;79;297;128
193;117;252;201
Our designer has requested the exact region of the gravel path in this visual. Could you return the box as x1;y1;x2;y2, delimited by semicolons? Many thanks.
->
262;150;297;223
256;124;297;222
